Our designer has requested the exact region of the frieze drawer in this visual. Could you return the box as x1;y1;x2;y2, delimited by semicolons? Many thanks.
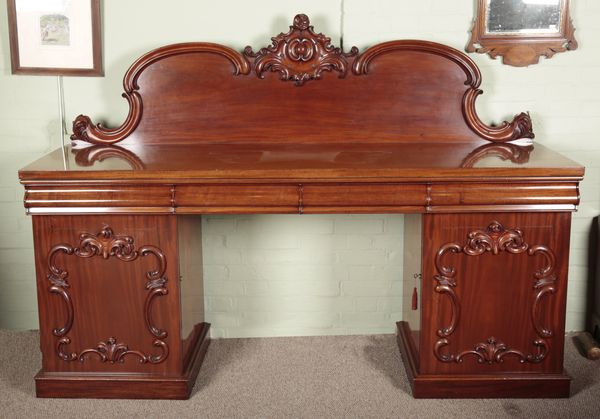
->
301;184;426;212
24;185;172;214
175;184;299;213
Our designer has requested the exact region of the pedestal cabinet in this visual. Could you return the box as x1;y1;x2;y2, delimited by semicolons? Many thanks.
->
399;212;572;398
32;215;210;399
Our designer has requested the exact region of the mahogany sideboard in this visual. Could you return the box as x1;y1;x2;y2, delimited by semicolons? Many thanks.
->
18;15;584;399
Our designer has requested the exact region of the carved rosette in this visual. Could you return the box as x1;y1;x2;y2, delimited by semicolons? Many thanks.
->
47;226;169;364
243;14;358;85
433;221;557;365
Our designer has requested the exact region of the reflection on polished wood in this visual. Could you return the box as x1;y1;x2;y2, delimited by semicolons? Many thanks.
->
19;14;584;399
73;144;146;170
24;142;581;182
460;142;534;168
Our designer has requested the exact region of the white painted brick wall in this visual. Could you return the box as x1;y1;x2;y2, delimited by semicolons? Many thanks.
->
1;0;598;336
202;214;404;337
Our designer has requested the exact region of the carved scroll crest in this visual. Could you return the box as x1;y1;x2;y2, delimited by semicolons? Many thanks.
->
69;13;534;145
243;14;358;85
433;221;557;365
47;225;169;364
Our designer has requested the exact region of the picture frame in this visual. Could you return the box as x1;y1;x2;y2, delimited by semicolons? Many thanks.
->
466;0;577;67
7;0;103;76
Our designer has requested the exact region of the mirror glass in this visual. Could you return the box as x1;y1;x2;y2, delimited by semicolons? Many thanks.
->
485;0;563;34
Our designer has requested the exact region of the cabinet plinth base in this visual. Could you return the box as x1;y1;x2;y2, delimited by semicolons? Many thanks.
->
396;321;571;399
35;323;211;399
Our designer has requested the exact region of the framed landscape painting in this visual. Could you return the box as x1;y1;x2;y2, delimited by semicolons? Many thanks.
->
7;0;103;76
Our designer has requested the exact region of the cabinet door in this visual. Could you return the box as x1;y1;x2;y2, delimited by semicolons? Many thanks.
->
33;215;182;374
420;213;571;375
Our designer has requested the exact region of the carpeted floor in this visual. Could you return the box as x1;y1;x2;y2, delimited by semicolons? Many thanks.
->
1;330;599;418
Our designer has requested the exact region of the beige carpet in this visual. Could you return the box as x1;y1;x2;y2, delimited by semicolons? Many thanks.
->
1;330;599;418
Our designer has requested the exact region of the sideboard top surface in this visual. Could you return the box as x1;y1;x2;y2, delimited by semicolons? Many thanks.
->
19;142;583;184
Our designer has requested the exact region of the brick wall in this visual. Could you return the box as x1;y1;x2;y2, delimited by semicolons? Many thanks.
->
0;1;598;336
203;215;403;337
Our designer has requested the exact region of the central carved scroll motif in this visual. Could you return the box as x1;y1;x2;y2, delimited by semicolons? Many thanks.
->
47;226;169;364
433;221;556;364
243;14;358;85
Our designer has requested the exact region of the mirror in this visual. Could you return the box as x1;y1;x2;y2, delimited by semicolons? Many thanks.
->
486;0;562;34
467;0;577;66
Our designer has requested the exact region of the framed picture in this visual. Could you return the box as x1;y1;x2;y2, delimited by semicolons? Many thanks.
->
7;0;103;76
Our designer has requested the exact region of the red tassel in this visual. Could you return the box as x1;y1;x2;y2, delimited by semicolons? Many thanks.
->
412;287;418;310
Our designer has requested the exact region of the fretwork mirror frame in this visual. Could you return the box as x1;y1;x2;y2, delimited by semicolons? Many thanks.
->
466;0;578;67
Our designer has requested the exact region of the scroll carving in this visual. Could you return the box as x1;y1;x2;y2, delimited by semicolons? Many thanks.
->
463;90;534;142
76;337;168;364
47;225;169;364
433;221;557;364
435;337;547;364
243;14;358;85
70;44;250;145
353;41;534;142
69;13;534;146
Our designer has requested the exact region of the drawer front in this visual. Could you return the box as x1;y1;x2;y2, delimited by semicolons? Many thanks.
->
175;184;299;213
302;184;427;210
25;185;172;213
429;183;580;207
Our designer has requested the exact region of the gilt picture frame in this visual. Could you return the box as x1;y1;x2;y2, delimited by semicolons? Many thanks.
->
466;0;577;67
7;0;103;76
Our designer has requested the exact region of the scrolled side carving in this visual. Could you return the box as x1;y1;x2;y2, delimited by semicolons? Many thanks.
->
140;246;168;339
352;40;534;143
244;14;358;85
529;245;557;338
47;244;75;337
434;243;462;338
70;91;142;145
47;225;170;364
463;89;534;142
71;43;250;145
433;221;557;365
57;337;78;361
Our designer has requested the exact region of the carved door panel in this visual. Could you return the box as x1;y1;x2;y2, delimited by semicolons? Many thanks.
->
32;215;182;374
420;213;571;375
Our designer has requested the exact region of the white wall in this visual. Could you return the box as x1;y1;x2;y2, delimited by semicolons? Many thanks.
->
0;0;598;336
